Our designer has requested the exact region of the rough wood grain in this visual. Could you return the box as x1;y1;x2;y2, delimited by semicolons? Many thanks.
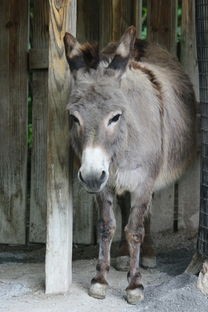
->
147;0;177;55
29;48;48;70
147;0;177;232
29;0;49;243
77;0;99;43
0;0;28;244
99;0;142;48
45;0;76;294
178;0;200;232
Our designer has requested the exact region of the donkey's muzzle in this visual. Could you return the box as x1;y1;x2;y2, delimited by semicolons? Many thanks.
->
78;169;108;193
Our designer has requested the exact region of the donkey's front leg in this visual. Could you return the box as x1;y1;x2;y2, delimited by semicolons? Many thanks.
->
89;190;116;299
125;192;151;304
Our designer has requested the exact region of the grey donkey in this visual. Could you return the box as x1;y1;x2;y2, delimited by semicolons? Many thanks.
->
63;26;196;304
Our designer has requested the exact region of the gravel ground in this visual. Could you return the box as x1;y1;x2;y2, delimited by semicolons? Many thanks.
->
0;231;207;312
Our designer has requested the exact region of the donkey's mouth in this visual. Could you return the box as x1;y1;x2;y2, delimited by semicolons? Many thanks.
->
81;181;107;194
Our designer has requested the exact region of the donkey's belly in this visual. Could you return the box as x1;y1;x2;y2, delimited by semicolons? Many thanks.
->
154;165;185;192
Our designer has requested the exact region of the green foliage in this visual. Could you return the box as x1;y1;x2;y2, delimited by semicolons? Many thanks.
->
141;1;182;42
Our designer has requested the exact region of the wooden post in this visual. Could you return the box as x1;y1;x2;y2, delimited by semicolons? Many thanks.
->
178;0;200;232
29;0;49;243
0;0;28;244
147;0;178;233
45;0;76;294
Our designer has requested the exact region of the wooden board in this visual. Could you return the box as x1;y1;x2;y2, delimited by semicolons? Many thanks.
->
99;0;142;48
77;0;99;43
147;0;177;232
178;0;200;232
45;0;76;295
147;0;177;55
29;0;49;243
0;0;28;244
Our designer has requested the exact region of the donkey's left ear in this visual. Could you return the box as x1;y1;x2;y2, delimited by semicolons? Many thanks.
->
64;33;99;75
64;32;86;73
107;26;136;75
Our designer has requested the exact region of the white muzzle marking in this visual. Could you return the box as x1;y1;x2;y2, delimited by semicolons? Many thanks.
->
78;146;110;192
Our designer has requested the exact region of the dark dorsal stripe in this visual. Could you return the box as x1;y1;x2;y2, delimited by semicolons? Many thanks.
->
130;61;164;154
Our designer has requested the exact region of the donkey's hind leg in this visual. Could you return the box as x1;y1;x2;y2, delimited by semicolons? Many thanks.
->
89;189;116;299
141;214;156;268
116;192;156;270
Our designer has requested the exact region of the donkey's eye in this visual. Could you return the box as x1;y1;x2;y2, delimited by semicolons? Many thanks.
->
71;115;80;125
108;114;122;126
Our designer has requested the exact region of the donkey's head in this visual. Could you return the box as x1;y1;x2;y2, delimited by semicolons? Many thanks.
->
64;27;136;193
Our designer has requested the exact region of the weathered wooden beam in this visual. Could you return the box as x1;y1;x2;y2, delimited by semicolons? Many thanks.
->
45;0;76;294
0;0;28;244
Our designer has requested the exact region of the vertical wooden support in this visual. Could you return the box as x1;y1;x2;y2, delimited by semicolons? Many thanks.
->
29;0;49;243
45;0;76;294
147;0;177;233
0;0;28;244
178;0;200;231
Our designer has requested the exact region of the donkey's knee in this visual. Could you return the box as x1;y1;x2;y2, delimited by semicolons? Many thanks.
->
98;218;116;241
125;226;145;246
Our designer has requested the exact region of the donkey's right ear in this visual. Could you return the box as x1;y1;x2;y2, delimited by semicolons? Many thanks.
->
63;32;86;73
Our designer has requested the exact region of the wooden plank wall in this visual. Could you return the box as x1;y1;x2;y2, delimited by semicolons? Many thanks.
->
0;0;200;247
29;0;49;243
0;0;28;244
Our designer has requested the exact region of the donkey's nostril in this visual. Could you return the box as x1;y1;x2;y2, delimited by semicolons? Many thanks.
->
100;170;106;183
78;171;86;184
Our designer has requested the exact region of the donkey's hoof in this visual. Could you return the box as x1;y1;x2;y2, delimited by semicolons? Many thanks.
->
141;255;157;268
88;283;107;299
126;285;144;305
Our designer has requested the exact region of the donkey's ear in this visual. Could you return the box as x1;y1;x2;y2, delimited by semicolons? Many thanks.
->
63;32;86;72
108;26;136;73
